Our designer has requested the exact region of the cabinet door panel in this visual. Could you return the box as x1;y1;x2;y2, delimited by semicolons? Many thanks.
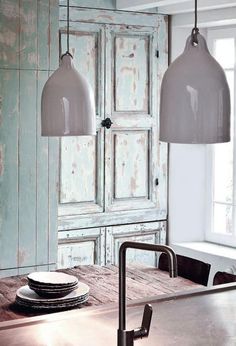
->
58;227;105;268
60;135;97;203
114;131;148;199
58;241;95;268
105;25;159;213
60;24;102;114
106;221;166;266
58;23;105;216
114;35;149;113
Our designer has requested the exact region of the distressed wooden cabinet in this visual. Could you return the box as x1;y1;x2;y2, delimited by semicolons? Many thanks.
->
58;3;168;267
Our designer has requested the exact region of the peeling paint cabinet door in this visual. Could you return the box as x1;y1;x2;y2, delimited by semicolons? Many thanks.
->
59;23;105;217
58;11;168;267
58;228;106;268
105;25;160;213
106;222;167;266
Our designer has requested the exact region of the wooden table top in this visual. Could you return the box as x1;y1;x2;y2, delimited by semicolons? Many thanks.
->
0;265;202;322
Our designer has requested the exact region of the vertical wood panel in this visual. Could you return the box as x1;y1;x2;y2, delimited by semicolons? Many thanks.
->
0;70;19;269
36;71;49;266
0;0;59;276
19;0;37;69
0;0;20;68
47;0;59;265
38;0;50;70
157;16;168;214
48;136;59;264
18;70;37;267
50;0;59;70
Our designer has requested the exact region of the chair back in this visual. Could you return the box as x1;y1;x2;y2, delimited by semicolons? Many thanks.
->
158;253;211;286
213;271;236;285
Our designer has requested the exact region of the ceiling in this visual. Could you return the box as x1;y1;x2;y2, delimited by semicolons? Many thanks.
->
116;0;236;14
116;1;236;28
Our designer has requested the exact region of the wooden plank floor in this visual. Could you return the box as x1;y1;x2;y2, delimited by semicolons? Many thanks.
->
0;265;202;322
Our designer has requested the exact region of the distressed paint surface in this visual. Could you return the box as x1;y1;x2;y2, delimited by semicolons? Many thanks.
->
0;70;19;269
156;15;168;214
58;208;167;231
115;35;149;112
0;1;20;68
58;241;95;268
58;5;168;268
38;0;50;69
105;25;160;214
113;131;148;199
60;29;99;111
60;27;100;206
0;1;59;276
106;221;166;266
18;70;37;267
36;71;49;266
60;136;96;204
20;0;37;69
58;227;106;268
60;7;161;27
58;22;105;217
60;0;116;9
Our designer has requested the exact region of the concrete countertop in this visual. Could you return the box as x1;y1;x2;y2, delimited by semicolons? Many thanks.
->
0;283;236;345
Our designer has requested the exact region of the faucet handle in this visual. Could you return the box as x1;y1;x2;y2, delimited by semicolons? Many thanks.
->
133;304;153;340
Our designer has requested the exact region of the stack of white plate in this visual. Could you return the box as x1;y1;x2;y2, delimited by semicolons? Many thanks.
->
15;272;89;311
28;272;79;298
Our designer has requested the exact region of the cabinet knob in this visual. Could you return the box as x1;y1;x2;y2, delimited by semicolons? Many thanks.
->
102;117;113;129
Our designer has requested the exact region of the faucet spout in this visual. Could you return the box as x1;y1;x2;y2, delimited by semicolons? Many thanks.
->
117;241;178;346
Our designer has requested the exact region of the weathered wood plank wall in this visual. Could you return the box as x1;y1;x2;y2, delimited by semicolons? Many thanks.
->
0;0;59;278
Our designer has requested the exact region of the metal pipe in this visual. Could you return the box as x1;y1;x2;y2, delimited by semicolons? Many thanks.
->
118;241;178;345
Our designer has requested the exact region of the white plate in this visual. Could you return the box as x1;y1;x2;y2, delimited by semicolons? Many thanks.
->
16;293;89;306
16;295;89;310
27;272;78;286
16;284;89;304
28;281;78;290
28;283;78;293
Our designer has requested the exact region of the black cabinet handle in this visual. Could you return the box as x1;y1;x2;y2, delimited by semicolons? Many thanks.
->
101;117;113;129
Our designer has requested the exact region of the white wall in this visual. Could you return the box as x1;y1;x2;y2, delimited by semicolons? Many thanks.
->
168;24;236;284
168;27;207;244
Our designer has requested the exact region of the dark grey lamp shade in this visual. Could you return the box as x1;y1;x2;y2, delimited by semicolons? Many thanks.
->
160;34;230;144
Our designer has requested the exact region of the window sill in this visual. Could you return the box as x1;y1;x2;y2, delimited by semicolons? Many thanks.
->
172;241;236;260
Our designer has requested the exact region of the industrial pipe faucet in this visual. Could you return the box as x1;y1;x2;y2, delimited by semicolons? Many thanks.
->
117;241;178;346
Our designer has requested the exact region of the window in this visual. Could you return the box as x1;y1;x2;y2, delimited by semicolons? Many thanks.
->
206;28;236;246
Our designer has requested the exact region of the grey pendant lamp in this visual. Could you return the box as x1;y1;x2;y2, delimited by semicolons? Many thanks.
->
41;0;96;136
160;0;230;144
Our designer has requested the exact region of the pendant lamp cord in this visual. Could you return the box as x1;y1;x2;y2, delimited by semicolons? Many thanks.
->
61;0;73;59
67;0;69;53
191;0;199;45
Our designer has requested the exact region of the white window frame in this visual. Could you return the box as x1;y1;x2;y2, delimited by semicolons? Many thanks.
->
206;27;236;247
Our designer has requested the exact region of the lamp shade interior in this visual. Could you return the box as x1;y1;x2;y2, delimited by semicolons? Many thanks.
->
160;33;230;144
41;54;96;136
